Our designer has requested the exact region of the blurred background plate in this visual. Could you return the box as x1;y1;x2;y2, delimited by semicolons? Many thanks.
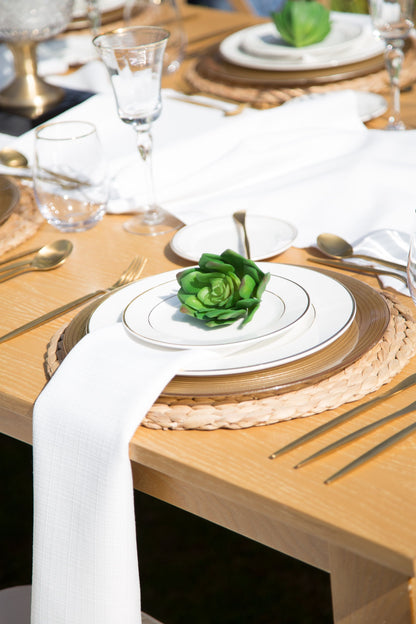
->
241;19;364;60
219;25;384;71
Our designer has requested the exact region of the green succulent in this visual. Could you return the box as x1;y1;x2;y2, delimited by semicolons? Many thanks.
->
271;0;331;48
177;249;270;328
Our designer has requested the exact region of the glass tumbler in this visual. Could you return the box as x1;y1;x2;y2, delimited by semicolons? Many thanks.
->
33;121;108;232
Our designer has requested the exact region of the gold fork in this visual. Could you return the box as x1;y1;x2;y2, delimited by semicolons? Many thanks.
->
0;256;147;344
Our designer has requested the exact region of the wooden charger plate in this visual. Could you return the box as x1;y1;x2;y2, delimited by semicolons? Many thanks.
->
195;47;385;88
53;269;390;399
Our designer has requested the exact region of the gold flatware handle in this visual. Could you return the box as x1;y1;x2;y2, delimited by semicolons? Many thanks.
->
0;246;41;267
352;253;406;272
325;421;416;484
295;400;416;468
166;93;247;117
307;257;408;285
268;372;416;459
0;290;105;344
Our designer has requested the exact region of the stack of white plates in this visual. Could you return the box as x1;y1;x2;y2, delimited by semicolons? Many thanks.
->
88;263;357;378
219;14;385;71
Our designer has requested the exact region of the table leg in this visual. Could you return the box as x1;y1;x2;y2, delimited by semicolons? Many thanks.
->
329;546;416;624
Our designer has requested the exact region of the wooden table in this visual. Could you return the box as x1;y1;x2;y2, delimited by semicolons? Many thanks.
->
1;6;416;623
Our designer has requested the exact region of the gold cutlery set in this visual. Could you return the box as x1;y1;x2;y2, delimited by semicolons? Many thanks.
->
270;373;416;484
0;251;146;344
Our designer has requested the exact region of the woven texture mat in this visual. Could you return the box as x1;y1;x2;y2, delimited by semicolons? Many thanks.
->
0;181;43;257
186;40;416;108
45;291;416;430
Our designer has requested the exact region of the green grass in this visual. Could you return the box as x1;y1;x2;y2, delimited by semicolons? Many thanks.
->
1;433;333;623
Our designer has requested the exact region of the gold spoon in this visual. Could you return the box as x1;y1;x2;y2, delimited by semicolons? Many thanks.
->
233;210;251;259
0;147;28;169
317;233;407;272
0;239;73;283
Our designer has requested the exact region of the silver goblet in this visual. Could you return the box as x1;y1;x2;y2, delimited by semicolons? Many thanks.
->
0;0;74;119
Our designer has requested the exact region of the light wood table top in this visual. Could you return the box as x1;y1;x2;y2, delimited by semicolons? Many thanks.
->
1;6;416;623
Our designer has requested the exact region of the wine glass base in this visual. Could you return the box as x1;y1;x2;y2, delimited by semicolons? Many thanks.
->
123;210;182;236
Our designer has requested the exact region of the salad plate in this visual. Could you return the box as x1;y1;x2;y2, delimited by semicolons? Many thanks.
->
241;20;364;60
170;216;297;262
122;274;310;349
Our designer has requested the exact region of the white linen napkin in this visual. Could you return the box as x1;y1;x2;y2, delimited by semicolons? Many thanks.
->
3;73;415;292
32;323;206;624
351;229;410;293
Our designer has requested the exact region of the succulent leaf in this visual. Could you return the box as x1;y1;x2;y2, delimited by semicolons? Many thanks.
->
271;1;331;48
176;249;271;328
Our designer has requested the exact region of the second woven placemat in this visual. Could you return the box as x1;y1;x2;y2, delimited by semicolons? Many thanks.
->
186;40;416;108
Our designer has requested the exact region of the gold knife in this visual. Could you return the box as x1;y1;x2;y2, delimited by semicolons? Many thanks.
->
295;400;416;468
325;421;416;484
268;373;416;459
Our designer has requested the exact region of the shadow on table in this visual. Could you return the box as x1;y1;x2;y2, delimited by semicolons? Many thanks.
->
0;433;332;624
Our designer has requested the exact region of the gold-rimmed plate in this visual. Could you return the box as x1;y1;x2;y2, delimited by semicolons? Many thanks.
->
52;266;390;398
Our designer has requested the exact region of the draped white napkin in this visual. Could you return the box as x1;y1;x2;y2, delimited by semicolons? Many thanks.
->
32;323;207;624
2;62;414;293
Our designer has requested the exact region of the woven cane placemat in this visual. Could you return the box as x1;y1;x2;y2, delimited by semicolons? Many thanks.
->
185;39;416;108
44;283;416;430
0;180;43;258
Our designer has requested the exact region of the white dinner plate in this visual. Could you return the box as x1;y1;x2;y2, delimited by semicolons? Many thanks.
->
122;274;310;349
241;20;364;60
170;216;297;262
88;263;356;376
219;21;384;71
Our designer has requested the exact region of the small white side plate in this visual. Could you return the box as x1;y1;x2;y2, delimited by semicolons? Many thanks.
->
170;215;297;262
122;274;310;349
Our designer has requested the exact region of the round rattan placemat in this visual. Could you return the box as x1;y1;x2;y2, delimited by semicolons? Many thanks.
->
185;39;416;108
44;276;416;429
0;180;43;257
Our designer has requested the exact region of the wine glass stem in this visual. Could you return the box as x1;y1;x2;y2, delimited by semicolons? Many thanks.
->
135;128;162;225
384;41;404;128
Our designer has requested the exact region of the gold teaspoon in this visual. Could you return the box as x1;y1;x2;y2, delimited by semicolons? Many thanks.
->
317;233;407;272
0;239;73;283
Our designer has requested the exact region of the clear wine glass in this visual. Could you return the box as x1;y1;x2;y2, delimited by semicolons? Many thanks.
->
93;26;180;235
123;0;187;75
369;0;415;130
